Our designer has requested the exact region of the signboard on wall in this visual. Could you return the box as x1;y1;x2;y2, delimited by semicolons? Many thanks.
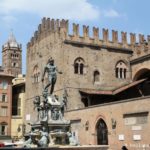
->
118;134;124;141
133;135;141;141
26;114;30;120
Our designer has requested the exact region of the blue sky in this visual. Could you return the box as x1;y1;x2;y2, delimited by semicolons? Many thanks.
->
0;0;150;74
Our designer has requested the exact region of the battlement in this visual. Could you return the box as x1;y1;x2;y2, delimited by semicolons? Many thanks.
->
66;23;150;54
27;18;150;57
27;17;68;48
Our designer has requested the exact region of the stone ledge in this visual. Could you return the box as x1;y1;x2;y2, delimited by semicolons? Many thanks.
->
0;145;109;150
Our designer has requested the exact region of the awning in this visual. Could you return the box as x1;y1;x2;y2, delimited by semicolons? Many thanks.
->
79;89;113;95
79;78;147;95
113;78;146;94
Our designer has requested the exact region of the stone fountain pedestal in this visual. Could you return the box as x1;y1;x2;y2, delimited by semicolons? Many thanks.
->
24;94;77;148
31;119;71;146
23;94;109;150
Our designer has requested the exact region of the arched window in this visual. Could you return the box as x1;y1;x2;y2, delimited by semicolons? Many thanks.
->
12;62;16;67
94;70;100;83
115;61;127;79
74;57;85;75
11;62;18;67
33;65;40;83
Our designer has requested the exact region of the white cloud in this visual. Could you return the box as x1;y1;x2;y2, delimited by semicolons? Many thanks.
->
0;0;100;21
103;9;120;18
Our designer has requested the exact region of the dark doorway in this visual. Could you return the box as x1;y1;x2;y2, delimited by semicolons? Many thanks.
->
96;119;108;145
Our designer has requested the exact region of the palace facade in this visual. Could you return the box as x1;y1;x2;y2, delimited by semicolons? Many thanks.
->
25;18;150;149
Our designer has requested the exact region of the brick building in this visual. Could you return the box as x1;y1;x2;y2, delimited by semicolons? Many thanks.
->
0;70;13;141
25;18;150;149
0;32;22;141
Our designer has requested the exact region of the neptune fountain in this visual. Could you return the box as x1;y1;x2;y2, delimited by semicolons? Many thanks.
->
24;58;78;148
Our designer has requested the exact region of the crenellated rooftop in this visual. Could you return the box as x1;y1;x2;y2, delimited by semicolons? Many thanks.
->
27;17;150;58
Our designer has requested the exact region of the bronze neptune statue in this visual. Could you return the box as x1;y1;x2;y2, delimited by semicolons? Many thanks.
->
41;57;62;95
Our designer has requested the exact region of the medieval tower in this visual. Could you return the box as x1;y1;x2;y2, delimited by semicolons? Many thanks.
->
2;32;22;77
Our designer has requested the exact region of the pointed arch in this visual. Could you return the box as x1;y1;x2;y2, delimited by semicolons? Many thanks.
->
96;118;108;145
74;57;85;75
115;60;128;79
33;65;40;83
93;70;100;83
